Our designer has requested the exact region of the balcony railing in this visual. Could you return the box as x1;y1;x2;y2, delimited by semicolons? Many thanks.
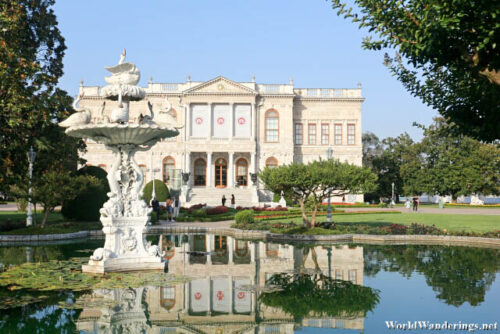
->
296;88;362;98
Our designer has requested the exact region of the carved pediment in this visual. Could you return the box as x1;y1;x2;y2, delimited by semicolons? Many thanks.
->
184;76;256;95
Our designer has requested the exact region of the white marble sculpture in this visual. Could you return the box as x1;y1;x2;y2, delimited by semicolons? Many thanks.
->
59;93;91;128
61;50;179;273
154;97;177;127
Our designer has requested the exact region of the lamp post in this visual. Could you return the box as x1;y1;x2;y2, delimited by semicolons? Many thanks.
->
326;147;333;223
149;152;160;201
26;146;36;227
391;182;395;207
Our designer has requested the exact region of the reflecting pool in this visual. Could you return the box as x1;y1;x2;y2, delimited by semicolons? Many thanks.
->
1;234;499;333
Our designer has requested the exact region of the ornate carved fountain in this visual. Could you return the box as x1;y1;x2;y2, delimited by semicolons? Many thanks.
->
61;50;179;273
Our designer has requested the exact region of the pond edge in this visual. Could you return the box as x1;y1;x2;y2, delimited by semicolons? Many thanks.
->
1;227;499;248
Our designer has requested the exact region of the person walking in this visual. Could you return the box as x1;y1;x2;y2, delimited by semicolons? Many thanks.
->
151;197;160;223
231;194;235;208
412;196;419;212
173;197;180;219
166;197;173;222
405;198;411;211
222;195;227;207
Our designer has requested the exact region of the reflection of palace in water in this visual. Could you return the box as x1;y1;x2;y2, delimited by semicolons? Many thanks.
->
77;234;365;333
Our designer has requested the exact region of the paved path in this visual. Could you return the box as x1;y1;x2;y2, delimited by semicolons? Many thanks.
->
342;207;500;215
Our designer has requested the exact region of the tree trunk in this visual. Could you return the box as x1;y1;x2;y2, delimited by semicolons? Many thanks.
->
451;194;458;203
40;210;50;229
299;200;311;228
310;204;319;227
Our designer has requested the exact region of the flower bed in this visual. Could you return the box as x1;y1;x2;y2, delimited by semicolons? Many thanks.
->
445;203;500;208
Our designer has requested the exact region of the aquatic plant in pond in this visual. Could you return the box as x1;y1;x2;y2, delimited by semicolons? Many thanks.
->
0;258;187;292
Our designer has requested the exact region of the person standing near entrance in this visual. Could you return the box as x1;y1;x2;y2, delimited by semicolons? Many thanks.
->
222;195;227;207
173;197;180;218
151;197;160;223
231;194;235;208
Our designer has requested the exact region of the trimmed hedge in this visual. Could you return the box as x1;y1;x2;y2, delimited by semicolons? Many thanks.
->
142;179;169;204
61;166;109;222
235;210;254;224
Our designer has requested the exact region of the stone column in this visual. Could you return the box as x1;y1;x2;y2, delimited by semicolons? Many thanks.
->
228;152;234;188
250;242;256;263
228;236;234;265
228;275;233;314
207;276;211;314
207;152;213;188
208;103;212;139
186;152;191;187
251;103;256;140
207;234;213;264
229;103;234;139
186;103;191;138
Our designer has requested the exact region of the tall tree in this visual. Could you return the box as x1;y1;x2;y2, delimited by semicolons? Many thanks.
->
259;160;377;228
372;133;417;200
362;131;383;169
401;119;500;200
0;0;80;192
330;0;500;141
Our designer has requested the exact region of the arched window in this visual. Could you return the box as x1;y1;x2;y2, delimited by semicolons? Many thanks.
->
215;158;227;188
265;109;279;142
162;157;175;184
160;286;176;310
98;164;107;172
138;164;147;180
194;158;206;186
236;158;248;186
265;157;278;169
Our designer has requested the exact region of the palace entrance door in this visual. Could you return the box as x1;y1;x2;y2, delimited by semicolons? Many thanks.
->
215;158;227;188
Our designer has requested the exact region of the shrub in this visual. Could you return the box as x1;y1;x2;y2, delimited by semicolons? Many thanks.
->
192;209;207;218
16;198;27;213
235;210;254;224
142;179;169;204
377;202;388;208
61;166;109;221
206;206;229;215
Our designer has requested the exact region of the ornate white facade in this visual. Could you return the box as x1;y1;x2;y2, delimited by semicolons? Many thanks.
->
79;76;364;205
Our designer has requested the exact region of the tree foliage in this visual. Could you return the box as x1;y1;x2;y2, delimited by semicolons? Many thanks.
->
61;166;109;222
142;179;170;204
259;160;377;227
0;1;84;192
331;0;500;141
401;119;500;199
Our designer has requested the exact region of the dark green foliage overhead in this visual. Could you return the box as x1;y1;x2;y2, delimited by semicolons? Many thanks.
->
142;179;169;204
61;166;109;222
260;272;380;320
330;0;500;141
0;1;85;192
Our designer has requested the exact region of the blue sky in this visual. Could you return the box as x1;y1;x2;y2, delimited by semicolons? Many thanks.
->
53;0;437;140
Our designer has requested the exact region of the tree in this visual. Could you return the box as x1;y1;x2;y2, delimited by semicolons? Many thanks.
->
259;160;377;228
142;180;170;204
362;132;383;169
0;1;82;192
330;0;500;141
33;171;93;228
371;133;417;201
401;119;500;200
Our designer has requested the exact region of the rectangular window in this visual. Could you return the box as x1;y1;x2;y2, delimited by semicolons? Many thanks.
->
347;124;355;145
321;123;329;145
265;117;279;142
294;123;303;145
348;269;357;283
334;124;342;145
308;123;316;145
335;269;343;280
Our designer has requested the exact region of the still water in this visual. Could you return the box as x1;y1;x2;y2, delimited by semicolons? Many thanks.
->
0;234;499;333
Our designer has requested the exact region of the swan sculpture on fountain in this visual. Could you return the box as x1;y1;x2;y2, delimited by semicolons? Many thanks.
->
59;92;91;128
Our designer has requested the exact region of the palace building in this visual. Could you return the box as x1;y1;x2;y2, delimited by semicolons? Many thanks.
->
79;76;364;206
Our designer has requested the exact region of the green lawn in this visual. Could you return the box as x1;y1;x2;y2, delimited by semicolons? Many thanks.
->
268;213;500;233
0;211;101;235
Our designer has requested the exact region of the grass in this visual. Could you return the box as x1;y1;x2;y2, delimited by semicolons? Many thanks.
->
264;213;500;233
0;211;101;235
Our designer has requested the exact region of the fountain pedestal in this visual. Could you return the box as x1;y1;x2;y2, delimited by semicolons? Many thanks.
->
66;125;178;273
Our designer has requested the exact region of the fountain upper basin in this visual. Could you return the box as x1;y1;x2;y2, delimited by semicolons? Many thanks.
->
66;123;179;146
